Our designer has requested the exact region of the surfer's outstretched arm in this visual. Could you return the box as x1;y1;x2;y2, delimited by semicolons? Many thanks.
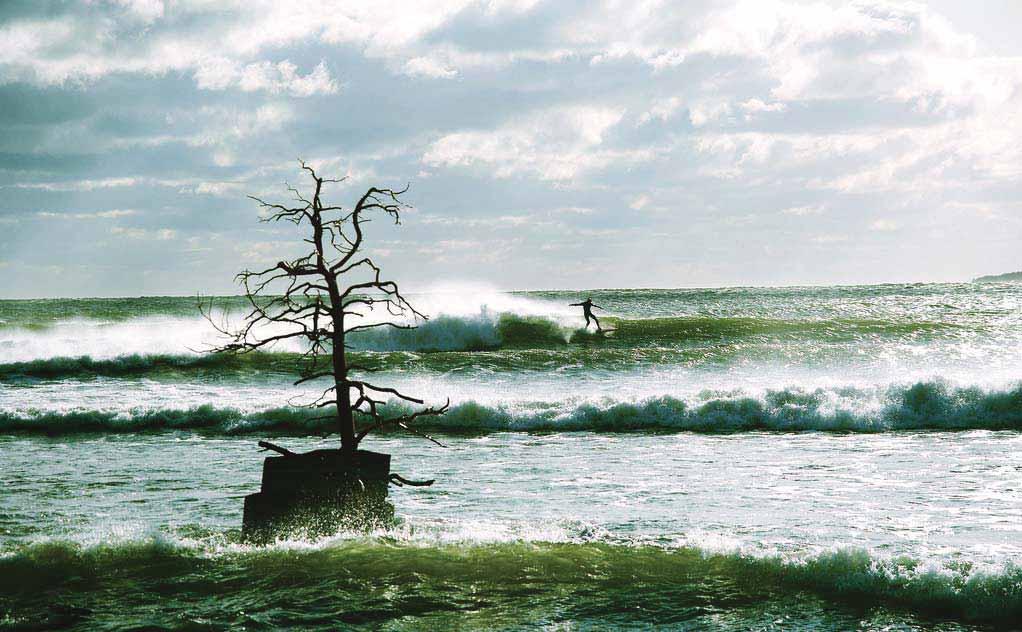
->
593;304;606;310
568;302;583;306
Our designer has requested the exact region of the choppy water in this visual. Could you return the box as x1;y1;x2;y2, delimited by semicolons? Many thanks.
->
2;284;1022;629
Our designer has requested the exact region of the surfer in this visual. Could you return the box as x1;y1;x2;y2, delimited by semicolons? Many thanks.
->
570;297;604;332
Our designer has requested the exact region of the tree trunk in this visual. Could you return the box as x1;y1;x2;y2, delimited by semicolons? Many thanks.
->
328;280;356;459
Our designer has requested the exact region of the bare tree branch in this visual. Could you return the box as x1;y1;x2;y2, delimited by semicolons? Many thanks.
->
201;160;445;457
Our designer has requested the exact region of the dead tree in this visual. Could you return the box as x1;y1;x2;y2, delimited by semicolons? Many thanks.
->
204;162;448;460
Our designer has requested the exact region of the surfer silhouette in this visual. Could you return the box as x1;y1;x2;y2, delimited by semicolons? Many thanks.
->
570;297;604;332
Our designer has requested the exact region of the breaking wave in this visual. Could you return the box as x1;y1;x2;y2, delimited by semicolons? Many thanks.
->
1;538;1019;626
301;313;960;351
5;381;1022;436
0;312;575;364
0;314;970;379
346;312;572;352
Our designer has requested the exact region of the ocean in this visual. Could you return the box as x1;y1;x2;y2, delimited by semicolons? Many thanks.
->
2;283;1022;630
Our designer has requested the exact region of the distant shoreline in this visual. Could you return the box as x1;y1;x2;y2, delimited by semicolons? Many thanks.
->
974;271;1022;283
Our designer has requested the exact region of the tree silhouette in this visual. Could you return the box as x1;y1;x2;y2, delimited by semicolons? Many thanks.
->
204;162;448;459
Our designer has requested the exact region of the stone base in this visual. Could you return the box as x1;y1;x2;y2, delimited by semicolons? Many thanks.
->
241;448;395;542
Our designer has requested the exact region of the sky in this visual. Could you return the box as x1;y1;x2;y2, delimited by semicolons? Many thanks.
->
0;0;1021;297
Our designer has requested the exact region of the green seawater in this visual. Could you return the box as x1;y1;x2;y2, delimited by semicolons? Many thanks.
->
3;284;1022;629
4;539;1013;630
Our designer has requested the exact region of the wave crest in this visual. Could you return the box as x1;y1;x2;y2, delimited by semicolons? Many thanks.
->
0;352;307;380
5;381;1022;436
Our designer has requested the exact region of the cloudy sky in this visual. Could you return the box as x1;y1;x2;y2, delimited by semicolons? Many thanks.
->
1;0;1021;297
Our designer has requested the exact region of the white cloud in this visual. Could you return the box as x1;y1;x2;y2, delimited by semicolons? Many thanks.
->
629;194;650;210
403;56;458;78
869;219;899;232
112;0;165;23
0;1;474;87
36;209;138;219
111;226;178;240
781;205;823;217
184;103;295;149
418;214;537;228
423;105;646;180
811;234;848;244
740;98;786;118
0;18;80;84
196;59;339;96
638;97;684;124
188;182;247;197
689;101;732;127
9;177;139;192
483;0;542;15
